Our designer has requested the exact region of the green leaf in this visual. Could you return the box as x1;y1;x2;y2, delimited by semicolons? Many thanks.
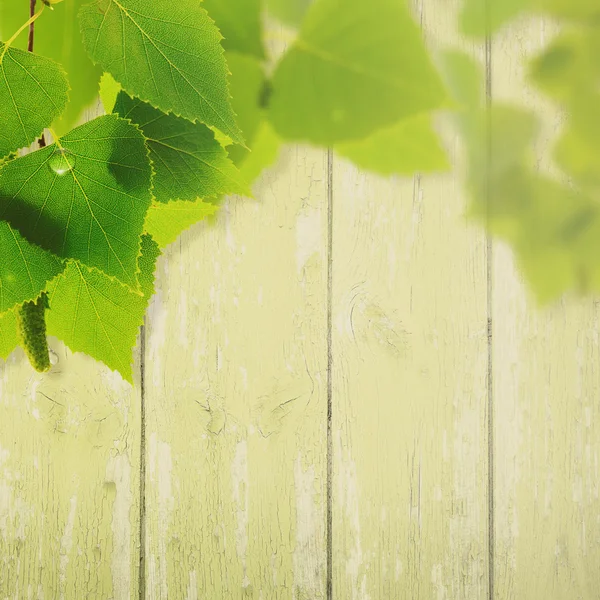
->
226;52;266;166
0;114;153;289
438;51;484;110
223;52;281;180
268;0;447;144
0;0;103;134
46;234;160;381
202;0;264;58
541;0;600;19
144;199;219;248
530;29;600;102
113;91;248;202
459;0;600;36
0;308;18;361
0;43;69;158
79;0;244;144
554;93;600;190
336;114;449;176
0;220;64;313
459;0;530;37
237;120;281;184
476;169;600;302
99;71;122;113
267;0;312;27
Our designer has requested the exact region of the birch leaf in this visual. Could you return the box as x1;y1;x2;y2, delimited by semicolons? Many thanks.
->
113;91;248;202
0;43;69;158
0;221;64;313
336;114;449;175
0;0;102;134
46;234;160;381
202;0;264;58
0;115;152;289
0;309;18;361
268;0;447;143
79;0;244;144
144;199;219;248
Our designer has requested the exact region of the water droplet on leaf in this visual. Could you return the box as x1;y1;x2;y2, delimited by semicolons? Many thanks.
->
49;349;59;366
48;148;75;176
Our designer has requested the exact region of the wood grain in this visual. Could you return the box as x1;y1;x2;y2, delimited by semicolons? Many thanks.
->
0;104;142;600
330;0;490;597
1;8;600;600
0;345;142;599
491;16;600;600
142;144;329;598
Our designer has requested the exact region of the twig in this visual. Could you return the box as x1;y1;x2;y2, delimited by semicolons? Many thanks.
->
27;0;47;147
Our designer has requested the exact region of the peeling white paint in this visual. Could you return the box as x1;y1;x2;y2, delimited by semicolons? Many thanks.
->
186;570;198;600
178;293;189;348
336;432;364;600
231;440;249;587
295;207;322;273
147;434;174;600
293;455;324;599
106;453;132;599
59;496;77;599
147;290;168;387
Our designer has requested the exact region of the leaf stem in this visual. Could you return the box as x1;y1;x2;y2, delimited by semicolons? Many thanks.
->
28;0;37;52
1;4;45;57
25;0;48;148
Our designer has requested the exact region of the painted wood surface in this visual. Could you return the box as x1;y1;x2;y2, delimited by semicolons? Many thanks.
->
492;16;600;600
1;5;600;600
143;144;329;599
0;105;142;600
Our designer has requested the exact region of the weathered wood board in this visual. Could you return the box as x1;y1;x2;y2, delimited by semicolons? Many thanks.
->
491;16;600;600
142;144;329;599
0;105;142;600
1;5;599;600
0;346;142;599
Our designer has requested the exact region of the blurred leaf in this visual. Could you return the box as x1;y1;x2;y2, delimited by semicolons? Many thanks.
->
267;0;312;26
237;120;281;183
0;0;102;133
113;91;249;202
542;0;600;19
223;52;281;184
438;50;484;109
554;93;600;190
460;0;600;37
461;106;540;198
269;0;447;144
336;114;449;175
144;199;219;248
0;309;18;361
202;0;264;58
226;52;266;165
459;0;530;37
530;28;600;101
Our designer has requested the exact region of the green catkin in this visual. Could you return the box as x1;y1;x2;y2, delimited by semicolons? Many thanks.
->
16;293;51;373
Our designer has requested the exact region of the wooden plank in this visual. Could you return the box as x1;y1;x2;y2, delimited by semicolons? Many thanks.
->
0;346;142;598
492;17;600;600
0;104;142;599
330;0;490;596
143;144;329;598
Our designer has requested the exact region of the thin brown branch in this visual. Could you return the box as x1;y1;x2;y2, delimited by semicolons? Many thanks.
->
27;0;47;148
